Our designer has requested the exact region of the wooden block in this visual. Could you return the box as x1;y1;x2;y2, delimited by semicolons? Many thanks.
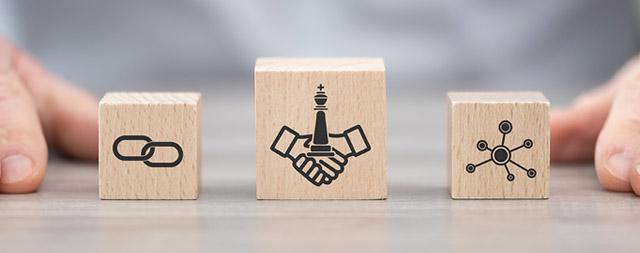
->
255;58;387;199
99;92;201;199
448;92;550;199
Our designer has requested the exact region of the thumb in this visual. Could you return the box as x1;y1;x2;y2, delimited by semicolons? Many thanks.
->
0;42;47;193
595;93;640;192
594;57;640;193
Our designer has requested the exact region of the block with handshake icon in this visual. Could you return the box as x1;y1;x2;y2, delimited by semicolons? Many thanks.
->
255;58;387;199
270;124;371;186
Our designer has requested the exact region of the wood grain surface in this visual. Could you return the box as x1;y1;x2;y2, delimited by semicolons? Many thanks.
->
255;58;387;199
448;92;549;199
99;92;201;199
0;87;638;253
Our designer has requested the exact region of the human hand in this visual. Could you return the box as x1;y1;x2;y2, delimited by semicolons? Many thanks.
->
290;150;347;186
328;125;372;159
270;124;373;186
271;126;345;186
0;38;97;193
552;55;640;195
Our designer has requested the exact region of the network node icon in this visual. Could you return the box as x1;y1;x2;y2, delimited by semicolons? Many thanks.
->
465;120;536;182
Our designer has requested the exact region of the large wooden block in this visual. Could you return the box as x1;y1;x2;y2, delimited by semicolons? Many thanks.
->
99;92;201;199
255;58;387;199
448;92;549;199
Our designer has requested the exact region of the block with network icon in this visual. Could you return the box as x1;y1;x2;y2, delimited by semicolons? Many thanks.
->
448;92;549;199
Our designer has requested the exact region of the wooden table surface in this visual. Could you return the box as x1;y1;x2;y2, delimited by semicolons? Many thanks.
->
1;87;639;252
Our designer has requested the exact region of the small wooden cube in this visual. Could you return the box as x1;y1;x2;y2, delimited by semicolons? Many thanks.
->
99;92;201;199
255;58;387;199
448;92;549;199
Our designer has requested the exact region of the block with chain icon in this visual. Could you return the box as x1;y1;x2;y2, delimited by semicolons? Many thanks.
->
256;58;387;199
99;92;201;199
448;92;550;199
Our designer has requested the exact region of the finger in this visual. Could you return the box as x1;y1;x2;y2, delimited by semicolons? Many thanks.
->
293;154;312;172
331;149;348;166
550;56;640;163
310;165;324;185
594;57;640;192
630;165;640;196
301;159;324;185
550;84;615;163
293;154;324;186
318;159;339;178
9;39;97;160
551;108;592;163
0;42;47;193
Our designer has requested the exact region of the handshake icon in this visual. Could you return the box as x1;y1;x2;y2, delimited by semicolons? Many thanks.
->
270;125;371;186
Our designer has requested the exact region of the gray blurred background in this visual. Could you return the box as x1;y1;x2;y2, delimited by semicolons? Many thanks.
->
1;0;639;159
1;0;638;95
3;3;640;251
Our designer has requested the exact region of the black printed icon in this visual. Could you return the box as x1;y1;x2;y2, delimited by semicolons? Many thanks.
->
308;84;334;157
113;135;183;168
465;120;536;182
270;84;371;186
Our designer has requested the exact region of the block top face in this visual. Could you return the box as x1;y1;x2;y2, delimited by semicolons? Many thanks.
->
448;92;549;104
255;58;385;72
100;92;201;105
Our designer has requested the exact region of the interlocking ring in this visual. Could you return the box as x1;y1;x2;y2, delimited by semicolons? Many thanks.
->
112;135;184;168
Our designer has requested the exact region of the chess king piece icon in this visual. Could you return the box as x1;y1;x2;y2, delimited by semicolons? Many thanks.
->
308;84;334;157
270;84;372;186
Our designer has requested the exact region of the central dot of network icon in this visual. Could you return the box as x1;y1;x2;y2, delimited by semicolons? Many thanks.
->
465;120;537;182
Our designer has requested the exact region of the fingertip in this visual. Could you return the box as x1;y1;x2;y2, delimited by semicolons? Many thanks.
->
0;152;47;194
630;165;640;196
595;154;632;192
594;137;633;192
592;87;640;192
0;63;48;194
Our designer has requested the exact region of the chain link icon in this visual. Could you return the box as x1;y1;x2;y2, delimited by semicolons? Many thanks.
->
112;135;184;168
